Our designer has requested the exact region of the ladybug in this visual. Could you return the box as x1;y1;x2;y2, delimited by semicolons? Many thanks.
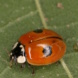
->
10;29;66;67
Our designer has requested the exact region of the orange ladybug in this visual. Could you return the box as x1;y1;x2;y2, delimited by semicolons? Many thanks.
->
10;29;66;67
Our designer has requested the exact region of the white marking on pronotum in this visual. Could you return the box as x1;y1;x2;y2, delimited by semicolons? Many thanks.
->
17;56;26;64
28;47;32;59
21;48;25;53
20;45;25;56
20;45;23;48
20;45;25;52
12;42;18;49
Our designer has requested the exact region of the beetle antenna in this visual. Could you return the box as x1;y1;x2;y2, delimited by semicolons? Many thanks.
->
4;48;10;57
10;59;13;67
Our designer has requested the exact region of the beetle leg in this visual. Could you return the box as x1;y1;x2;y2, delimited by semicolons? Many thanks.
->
21;63;26;68
32;66;34;74
28;64;35;74
15;61;17;65
9;59;13;67
55;61;61;65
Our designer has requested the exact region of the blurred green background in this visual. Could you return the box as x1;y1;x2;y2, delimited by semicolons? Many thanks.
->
0;0;78;78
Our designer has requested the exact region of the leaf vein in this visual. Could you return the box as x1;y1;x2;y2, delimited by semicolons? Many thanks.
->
0;10;38;32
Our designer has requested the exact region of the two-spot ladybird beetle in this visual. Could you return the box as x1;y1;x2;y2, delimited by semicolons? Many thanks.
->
10;29;66;67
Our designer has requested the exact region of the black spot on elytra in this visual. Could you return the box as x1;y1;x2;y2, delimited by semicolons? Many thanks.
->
43;46;52;57
33;29;43;33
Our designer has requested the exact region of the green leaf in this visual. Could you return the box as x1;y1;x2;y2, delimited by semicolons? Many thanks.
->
0;0;78;78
